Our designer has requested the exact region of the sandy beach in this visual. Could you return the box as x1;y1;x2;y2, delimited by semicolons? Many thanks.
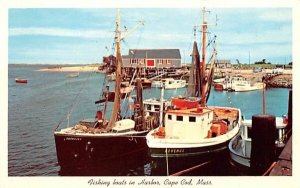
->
37;65;100;72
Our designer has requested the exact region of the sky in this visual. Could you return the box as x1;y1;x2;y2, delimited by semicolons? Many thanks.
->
8;8;292;65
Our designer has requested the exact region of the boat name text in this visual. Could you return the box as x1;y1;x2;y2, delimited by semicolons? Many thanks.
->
65;137;82;141
166;148;185;154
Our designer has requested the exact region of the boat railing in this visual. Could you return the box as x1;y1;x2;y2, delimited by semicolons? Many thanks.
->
240;118;288;146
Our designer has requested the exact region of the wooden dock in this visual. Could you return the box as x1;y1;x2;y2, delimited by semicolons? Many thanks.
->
269;136;292;176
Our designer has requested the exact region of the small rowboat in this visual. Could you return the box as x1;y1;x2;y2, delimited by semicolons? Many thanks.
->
15;78;28;84
66;73;79;78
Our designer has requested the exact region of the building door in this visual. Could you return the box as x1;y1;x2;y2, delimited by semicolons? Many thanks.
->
147;59;155;67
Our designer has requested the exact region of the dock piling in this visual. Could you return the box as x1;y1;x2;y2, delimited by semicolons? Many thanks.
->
250;114;276;175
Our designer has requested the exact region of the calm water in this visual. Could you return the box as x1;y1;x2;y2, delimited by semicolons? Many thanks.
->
8;64;290;176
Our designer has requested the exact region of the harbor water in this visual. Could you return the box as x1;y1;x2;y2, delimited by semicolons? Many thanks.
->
8;64;290;176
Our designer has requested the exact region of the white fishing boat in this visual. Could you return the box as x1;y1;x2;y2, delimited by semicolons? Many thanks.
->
146;8;241;158
151;80;163;88
233;80;264;92
66;72;79;78
107;72;116;81
151;78;186;89
213;77;225;84
214;75;264;92
163;78;186;89
228;117;288;168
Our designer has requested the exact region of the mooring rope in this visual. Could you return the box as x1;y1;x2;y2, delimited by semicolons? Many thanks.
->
262;161;277;176
170;161;212;176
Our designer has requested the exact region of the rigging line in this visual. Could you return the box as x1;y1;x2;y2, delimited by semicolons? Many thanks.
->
68;71;94;116
56;68;97;130
121;70;137;119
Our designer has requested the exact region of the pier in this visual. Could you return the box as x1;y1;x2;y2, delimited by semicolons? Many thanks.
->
269;137;292;176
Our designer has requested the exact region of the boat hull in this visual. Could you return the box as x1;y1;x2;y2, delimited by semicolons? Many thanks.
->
15;79;28;83
213;83;224;91
234;83;264;92
171;97;200;109
54;131;148;169
148;140;229;158
228;134;251;167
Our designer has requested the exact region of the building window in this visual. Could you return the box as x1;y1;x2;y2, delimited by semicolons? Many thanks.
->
168;115;172;120
189;116;196;122
176;116;183;121
167;59;172;64
140;59;144;64
131;59;138;64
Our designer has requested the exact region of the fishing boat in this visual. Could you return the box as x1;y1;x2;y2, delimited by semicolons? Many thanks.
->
213;75;264;92
54;10;159;169
151;78;186;89
107;72;116;81
146;9;241;158
66;72;79;78
151;80;163;88
228;116;288;168
163;78;186;89
132;77;152;88
15;78;28;83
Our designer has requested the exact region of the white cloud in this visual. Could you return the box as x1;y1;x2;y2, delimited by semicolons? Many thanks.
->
9;27;111;39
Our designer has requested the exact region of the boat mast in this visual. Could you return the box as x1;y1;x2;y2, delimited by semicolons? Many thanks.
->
200;8;208;106
187;26;201;97
107;9;122;129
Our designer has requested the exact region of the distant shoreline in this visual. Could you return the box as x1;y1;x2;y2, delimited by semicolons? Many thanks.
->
36;65;100;72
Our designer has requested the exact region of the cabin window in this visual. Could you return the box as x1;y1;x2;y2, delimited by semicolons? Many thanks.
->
145;105;151;111
189;116;196;122
168;115;172;120
176;116;183;121
154;105;160;111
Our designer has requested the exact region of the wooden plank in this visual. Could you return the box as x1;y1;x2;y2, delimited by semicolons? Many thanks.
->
278;137;292;161
269;137;292;176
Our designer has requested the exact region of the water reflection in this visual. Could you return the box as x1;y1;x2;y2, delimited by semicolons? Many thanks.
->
59;149;243;176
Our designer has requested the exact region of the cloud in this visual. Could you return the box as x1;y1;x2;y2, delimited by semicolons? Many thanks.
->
9;27;111;39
